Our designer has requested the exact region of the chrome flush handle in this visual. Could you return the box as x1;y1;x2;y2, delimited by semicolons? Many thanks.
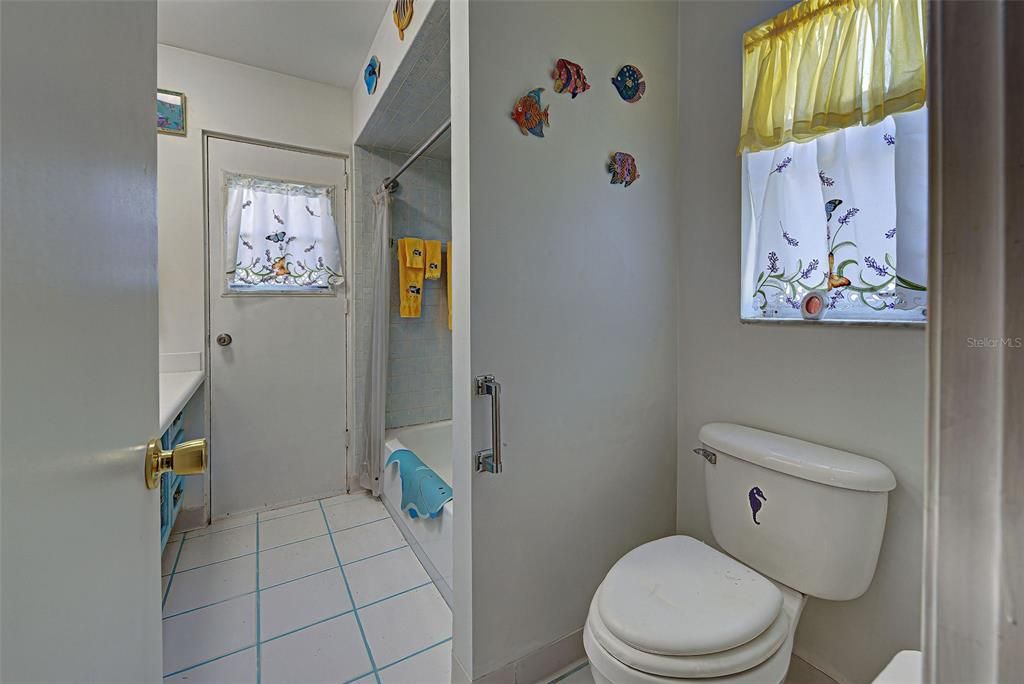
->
475;375;502;474
694;447;717;464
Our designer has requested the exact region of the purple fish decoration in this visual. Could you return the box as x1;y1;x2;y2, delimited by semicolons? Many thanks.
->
607;152;639;187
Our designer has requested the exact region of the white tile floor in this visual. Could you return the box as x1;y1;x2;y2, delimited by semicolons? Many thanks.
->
161;494;451;683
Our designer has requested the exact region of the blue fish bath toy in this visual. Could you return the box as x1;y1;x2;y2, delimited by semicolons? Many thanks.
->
611;65;646;103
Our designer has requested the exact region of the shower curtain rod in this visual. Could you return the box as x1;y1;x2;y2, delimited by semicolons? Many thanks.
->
380;118;451;193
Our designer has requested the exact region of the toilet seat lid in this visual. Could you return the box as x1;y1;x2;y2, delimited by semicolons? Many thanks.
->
597;536;783;656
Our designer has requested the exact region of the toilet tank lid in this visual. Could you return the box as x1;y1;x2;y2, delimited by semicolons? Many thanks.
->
699;423;896;492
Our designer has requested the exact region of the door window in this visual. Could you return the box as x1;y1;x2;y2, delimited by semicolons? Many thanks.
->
224;172;344;293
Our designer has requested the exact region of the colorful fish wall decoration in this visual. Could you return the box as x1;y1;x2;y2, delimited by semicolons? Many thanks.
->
551;58;590;99
607;152;639;187
611;65;646;103
511;88;550;138
393;0;414;40
364;56;380;95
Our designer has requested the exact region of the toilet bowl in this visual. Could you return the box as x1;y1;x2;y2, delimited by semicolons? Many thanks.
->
584;536;806;684
584;423;896;684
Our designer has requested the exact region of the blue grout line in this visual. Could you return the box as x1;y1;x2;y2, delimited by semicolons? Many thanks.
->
162;547;416;621
359;581;432;610
162;537;186;609
163;591;256;621
170;516;392;576
163;644;256;679
377;635;452;672
341;544;408;567
319;500;382;684
255;515;262;684
260;608;356;645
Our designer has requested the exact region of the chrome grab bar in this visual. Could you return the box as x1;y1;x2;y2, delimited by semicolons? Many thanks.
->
475;375;502;474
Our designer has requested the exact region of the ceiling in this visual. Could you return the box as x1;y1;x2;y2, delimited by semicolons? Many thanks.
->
158;0;389;89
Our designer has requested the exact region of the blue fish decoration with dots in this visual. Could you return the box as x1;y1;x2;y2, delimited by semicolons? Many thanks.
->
611;65;646;103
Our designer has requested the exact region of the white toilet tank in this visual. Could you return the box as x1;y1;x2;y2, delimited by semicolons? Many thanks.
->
699;423;896;601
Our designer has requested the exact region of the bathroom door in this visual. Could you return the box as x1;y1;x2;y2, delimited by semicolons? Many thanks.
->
1;0;163;680
206;137;349;516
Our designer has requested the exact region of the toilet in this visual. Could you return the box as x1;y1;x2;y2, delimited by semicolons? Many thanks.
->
585;423;897;684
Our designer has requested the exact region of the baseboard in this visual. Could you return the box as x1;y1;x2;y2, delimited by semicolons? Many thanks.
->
465;629;585;684
792;647;851;684
173;505;207;534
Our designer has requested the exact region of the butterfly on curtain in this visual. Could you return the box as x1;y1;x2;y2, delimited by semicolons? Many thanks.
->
826;251;851;290
265;231;287;243
273;210;285;225
824;199;843;222
305;206;320;217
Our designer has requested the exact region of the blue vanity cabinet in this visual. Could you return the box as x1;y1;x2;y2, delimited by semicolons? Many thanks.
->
159;411;186;551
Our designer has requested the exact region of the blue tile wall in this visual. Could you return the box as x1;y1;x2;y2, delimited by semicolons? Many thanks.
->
352;147;452;471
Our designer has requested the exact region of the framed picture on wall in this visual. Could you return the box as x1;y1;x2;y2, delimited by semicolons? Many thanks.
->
157;89;186;136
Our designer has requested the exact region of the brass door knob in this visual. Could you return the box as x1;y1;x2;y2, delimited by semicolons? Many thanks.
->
216;333;232;347
145;438;208;489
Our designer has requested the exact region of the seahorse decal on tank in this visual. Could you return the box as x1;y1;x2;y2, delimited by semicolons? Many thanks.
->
748;486;766;525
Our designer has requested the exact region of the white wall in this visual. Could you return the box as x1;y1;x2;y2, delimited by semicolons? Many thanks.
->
158;45;352;357
453;2;679;678
675;3;925;683
352;0;440;141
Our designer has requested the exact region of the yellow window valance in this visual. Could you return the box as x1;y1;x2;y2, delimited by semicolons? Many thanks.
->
738;0;926;154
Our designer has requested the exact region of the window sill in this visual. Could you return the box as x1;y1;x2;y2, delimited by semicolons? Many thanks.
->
740;316;926;329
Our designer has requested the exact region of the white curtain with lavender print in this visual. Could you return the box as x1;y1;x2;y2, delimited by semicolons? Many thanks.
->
741;106;928;321
225;173;344;291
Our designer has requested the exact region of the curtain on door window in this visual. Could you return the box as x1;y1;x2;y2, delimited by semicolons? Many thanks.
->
738;0;927;322
224;173;344;292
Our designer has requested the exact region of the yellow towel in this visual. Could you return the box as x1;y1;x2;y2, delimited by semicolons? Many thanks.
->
424;240;442;280
446;241;452;331
404;237;424;268
398;238;424;318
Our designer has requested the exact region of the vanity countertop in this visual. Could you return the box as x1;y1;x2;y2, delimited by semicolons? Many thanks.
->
159;371;204;435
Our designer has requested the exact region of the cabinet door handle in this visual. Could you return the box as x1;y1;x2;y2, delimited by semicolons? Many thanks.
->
474;375;502;474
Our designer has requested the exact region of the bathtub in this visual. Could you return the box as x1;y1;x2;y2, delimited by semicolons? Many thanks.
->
382;420;453;606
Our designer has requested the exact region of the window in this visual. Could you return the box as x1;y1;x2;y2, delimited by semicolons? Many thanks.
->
224;173;344;294
742;107;927;321
738;0;927;323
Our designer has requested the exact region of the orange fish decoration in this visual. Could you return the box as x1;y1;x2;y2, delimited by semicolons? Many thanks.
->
393;0;414;40
510;88;549;138
271;256;290;277
826;252;850;290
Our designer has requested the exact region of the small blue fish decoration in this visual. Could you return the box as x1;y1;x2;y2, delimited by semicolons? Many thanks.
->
611;65;646;103
364;55;380;95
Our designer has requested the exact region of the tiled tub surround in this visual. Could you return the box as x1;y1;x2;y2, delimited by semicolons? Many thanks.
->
161;494;452;683
350;147;452;488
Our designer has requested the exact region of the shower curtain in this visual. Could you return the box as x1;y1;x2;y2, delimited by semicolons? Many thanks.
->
360;188;392;496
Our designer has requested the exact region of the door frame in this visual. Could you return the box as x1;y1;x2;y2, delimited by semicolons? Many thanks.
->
923;1;1023;679
200;130;353;521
